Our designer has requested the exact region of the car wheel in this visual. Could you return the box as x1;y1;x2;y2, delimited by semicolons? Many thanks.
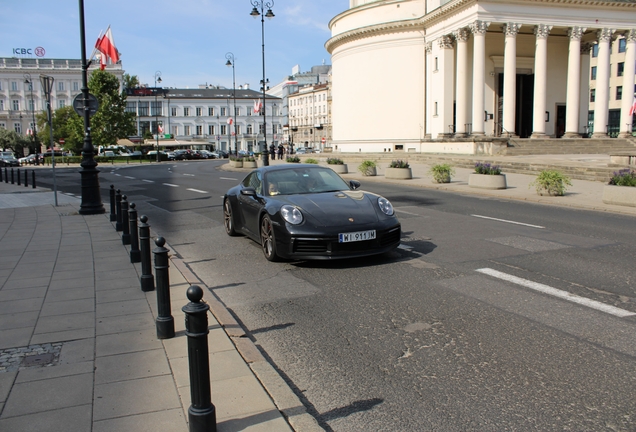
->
223;199;239;236
260;215;280;262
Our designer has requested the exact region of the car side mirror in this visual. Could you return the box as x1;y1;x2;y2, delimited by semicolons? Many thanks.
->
349;180;361;190
240;187;257;197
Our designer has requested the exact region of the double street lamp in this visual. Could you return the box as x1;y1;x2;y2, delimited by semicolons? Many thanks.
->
250;0;274;166
154;71;162;163
225;52;238;156
23;73;39;162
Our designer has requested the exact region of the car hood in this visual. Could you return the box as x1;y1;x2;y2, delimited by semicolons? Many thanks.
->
280;191;380;226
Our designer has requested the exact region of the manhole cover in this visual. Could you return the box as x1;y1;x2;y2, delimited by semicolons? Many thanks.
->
21;353;55;367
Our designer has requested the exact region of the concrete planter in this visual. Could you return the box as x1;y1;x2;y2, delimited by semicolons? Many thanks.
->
385;167;413;179
468;173;507;189
361;167;377;176
229;159;243;168
329;164;348;174
602;185;636;207
243;160;257;169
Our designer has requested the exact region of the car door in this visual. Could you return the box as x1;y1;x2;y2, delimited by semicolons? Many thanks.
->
237;171;265;237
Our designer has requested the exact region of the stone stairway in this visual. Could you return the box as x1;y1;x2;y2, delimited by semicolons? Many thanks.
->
503;137;636;155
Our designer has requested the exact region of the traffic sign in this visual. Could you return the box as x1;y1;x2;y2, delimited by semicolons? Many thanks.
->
321;137;326;143
72;93;99;117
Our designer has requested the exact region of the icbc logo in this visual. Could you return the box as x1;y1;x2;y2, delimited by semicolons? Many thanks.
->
12;46;46;57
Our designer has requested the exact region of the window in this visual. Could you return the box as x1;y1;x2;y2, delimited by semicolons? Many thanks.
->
434;101;438;116
235;125;241;135
196;107;202;116
58;81;64;91
208;107;214;116
221;125;227;135
125;101;136;114
73;81;80;91
221;107;226;116
618;62;624;77
171;107;177;116
171;125;178;136
619;38;626;53
0;123;4;129
138;102;149;116
58;99;66;108
0;82;2;91
196;125;202;135
616;86;622;100
25;81;32;91
591;66;597;80
28;99;35;111
590;89;596;103
12;100;19;111
434;57;439;72
184;125;190;135
14;123;21;133
592;44;599;58
184;107;190;116
11;81;18;91
208;125;215;135
0;100;3;110
247;124;253;134
151;101;162;116
235;107;240;116
259;124;264;134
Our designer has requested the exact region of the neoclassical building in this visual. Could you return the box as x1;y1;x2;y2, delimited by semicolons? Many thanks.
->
326;0;636;154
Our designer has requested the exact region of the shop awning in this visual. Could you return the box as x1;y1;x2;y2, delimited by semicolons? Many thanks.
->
117;139;137;147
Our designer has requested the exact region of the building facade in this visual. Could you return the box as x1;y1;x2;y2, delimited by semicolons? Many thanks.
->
288;81;332;151
125;87;283;154
0;57;123;148
326;0;636;154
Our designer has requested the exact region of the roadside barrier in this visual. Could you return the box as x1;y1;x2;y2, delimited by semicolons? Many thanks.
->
121;195;131;245
31;171;36;189
24;169;28;187
128;203;141;263
183;285;217;431
153;237;175;339
17;169;20;186
115;189;123;232
11;168;14;184
139;215;155;292
109;185;117;222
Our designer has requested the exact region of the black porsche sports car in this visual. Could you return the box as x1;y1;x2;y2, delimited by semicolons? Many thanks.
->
223;164;401;261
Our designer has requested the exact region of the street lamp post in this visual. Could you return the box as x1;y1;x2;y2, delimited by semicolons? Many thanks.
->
23;73;39;163
225;52;238;156
250;0;274;166
154;71;162;163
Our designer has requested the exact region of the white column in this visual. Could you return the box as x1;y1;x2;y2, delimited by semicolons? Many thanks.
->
619;30;636;137
564;27;586;137
579;43;592;136
592;28;615;138
454;28;470;135
470;20;489;136
531;24;552;138
436;35;456;138
503;23;521;136
425;41;433;138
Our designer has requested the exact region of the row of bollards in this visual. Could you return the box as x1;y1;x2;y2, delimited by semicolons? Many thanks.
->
110;184;216;431
1;167;36;189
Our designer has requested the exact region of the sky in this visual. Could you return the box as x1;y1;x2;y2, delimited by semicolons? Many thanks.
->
1;0;348;90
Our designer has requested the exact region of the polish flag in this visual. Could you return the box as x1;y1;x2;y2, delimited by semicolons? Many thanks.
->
227;117;233;125
253;99;262;114
98;53;106;70
629;96;636;117
95;26;120;64
158;125;164;134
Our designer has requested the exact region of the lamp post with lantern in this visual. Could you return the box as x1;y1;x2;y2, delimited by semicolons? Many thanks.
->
154;71;162;163
23;73;39;163
225;52;238;156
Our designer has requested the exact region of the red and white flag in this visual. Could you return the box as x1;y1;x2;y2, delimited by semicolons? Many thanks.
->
227;117;233;125
253;99;262;114
95;26;120;66
158;125;164;134
629;96;636;117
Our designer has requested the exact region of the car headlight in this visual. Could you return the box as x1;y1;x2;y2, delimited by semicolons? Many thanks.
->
377;197;394;216
281;205;303;225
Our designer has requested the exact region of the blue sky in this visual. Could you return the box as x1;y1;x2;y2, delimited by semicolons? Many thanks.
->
1;0;348;89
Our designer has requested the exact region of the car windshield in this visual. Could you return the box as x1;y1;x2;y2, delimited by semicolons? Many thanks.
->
264;167;350;196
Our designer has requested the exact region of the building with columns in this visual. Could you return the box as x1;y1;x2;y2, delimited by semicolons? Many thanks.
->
288;80;332;151
326;0;636;154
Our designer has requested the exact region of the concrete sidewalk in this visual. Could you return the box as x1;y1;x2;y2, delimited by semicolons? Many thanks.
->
0;181;319;431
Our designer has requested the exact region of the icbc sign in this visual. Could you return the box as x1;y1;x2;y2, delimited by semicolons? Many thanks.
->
12;47;46;57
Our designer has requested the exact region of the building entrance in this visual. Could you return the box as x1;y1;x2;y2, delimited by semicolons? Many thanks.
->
497;73;534;138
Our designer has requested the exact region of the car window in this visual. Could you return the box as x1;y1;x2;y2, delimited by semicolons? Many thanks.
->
241;171;263;195
264;167;349;195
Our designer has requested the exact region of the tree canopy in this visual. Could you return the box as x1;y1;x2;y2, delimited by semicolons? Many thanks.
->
0;128;31;156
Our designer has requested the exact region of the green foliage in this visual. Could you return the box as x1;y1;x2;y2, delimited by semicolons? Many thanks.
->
0;128;31;156
305;158;319;164
389;160;409;168
429;163;454;183
286;156;301;163
608;169;636;187
122;73;140;90
530;170;572;196
229;155;243;161
474;162;502;175
37;106;83;154
244;156;256;162
327;157;344;165
358;160;377;175
143;130;153;140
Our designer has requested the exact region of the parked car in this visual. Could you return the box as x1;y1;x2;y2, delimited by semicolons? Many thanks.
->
211;150;229;159
174;149;193;160
0;151;20;167
198;150;214;159
18;154;41;165
223;164;401;261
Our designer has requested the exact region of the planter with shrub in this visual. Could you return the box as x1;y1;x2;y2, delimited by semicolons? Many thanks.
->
468;162;507;189
358;160;377;176
529;169;572;196
429;163;454;183
305;158;319;164
327;157;348;174
385;160;412;179
602;168;636;207
286;156;301;163
228;156;243;168
243;156;257;168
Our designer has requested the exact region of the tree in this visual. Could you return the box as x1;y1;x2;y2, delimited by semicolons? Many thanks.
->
0;128;32;156
36;106;83;154
122;73;140;90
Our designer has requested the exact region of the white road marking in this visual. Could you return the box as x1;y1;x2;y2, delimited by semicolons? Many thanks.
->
124;176;135;179
472;214;545;229
220;177;238;181
183;173;195;176
397;244;413;250
163;183;179;187
187;188;207;194
142;179;154;183
476;268;636;318
395;209;420;216
114;173;121;176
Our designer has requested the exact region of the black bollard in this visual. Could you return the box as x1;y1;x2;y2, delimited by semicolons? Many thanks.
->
128;203;141;263
11;168;14;184
183;285;217;431
5;167;8;183
115;189;123;232
31;170;36;189
17;168;20;186
121;195;131;245
139;215;155;292
153;237;175;339
24;169;27;187
109;185;117;222
0;166;2;182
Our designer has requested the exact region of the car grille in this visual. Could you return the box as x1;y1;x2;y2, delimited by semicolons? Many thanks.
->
292;226;401;255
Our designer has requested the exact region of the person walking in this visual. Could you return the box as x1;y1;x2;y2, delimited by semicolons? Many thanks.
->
277;144;284;160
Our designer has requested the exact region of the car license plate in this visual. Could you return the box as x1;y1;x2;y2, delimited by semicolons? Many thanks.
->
339;230;376;243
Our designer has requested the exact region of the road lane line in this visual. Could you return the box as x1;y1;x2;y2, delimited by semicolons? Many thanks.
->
395;209;420;216
220;177;238;181
187;188;207;194
472;214;545;229
476;268;636;318
124;176;135;179
183;173;195;176
142;179;154;183
163;183;179;187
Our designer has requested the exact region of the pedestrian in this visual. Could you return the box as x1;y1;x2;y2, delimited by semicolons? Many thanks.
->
269;144;276;160
277;144;283;160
